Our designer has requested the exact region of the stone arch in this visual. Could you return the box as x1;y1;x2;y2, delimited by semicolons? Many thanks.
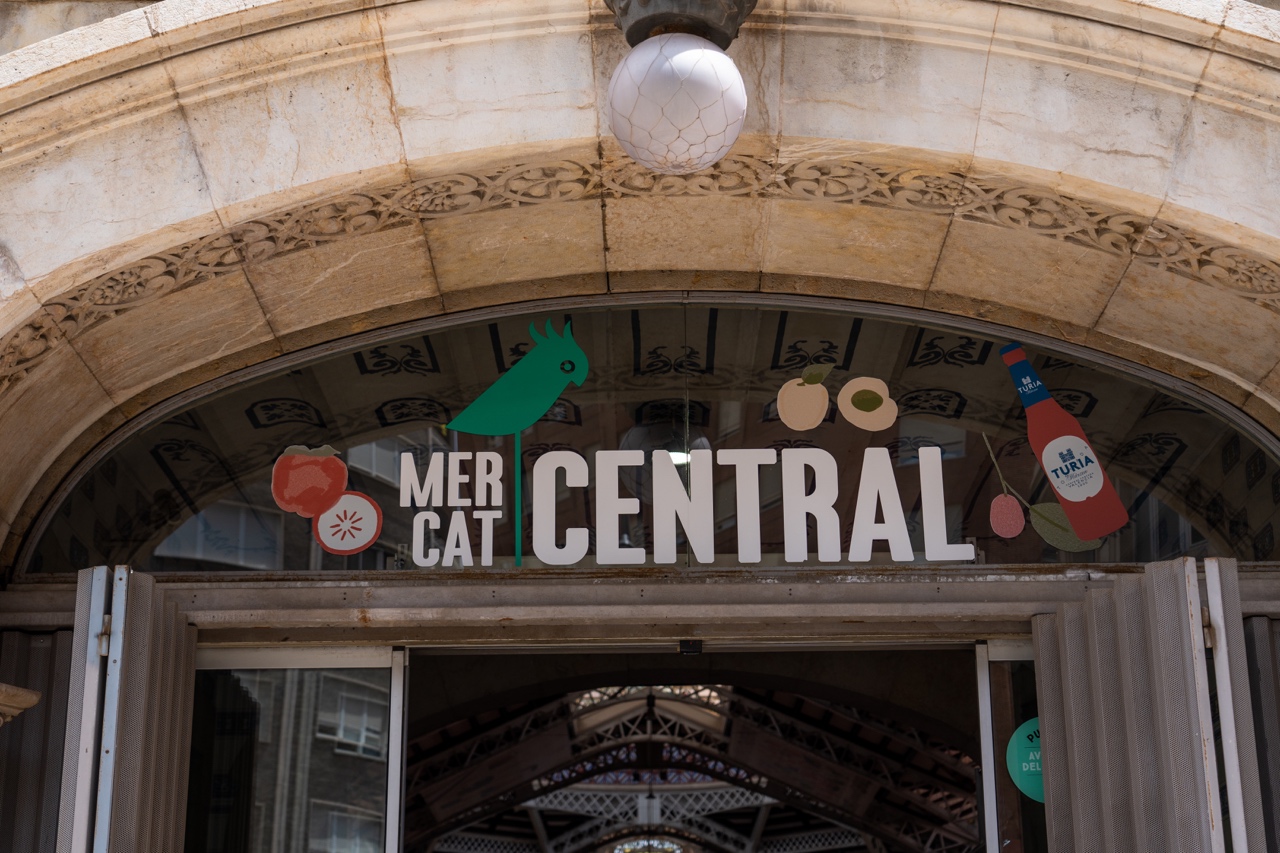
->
4;0;1280;568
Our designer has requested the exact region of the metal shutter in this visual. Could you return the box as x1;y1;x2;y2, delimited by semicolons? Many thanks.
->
56;566;197;853
1032;558;1268;853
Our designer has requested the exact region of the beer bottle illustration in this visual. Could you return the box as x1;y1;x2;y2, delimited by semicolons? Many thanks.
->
1002;343;1128;540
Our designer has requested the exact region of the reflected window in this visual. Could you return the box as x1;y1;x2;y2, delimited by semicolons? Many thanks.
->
309;802;382;853
316;675;388;760
348;432;447;488
154;502;282;571
184;668;389;853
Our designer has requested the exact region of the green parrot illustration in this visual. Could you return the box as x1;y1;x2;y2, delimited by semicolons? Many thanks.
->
448;320;589;435
448;319;589;566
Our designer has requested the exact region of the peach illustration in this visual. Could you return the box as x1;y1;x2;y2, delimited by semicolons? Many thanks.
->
776;364;834;431
837;376;898;431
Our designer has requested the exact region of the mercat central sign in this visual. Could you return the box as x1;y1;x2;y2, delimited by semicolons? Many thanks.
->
270;319;1128;567
397;445;974;568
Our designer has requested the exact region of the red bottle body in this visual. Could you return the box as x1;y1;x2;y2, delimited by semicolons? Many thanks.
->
1003;345;1128;541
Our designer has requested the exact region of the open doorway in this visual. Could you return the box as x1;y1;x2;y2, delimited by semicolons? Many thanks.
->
404;649;984;853
181;645;1050;853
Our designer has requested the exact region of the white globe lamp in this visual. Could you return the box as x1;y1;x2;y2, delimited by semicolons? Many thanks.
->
607;33;748;175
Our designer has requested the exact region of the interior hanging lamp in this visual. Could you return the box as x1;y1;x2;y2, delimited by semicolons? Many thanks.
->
603;0;756;175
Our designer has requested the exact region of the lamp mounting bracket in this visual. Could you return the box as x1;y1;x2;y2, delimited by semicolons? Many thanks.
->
603;0;758;50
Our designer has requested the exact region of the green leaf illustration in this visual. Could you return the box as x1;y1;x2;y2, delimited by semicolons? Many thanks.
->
1029;503;1102;552
801;363;835;385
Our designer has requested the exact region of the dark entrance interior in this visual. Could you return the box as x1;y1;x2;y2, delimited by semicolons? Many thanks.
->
405;649;982;853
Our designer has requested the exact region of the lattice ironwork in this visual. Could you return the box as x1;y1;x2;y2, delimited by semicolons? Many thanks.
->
408;684;983;853
546;815;617;853
573;685;731;713
760;828;869;853
730;692;976;828
408;698;572;789
435;833;540;853
531;789;764;853
573;705;728;754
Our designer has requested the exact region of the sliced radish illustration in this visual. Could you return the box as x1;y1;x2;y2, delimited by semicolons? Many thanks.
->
990;493;1025;538
312;491;383;555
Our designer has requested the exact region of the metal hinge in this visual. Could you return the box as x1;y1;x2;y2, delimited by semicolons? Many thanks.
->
96;614;111;657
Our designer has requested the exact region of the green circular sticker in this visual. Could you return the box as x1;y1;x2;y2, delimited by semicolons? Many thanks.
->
1005;717;1044;802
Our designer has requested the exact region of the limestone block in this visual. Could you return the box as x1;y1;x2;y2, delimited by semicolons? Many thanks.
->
159;8;405;216
761;199;948;288
0;241;37;344
0;285;41;345
1166;52;1280;239
1252;355;1280;412
725;11;783;141
1083;327;1253;407
931;219;1131;328
1244;391;1280;439
1023;0;1227;47
779;0;996;154
921;290;1091;345
605;196;766;272
975;5;1199;201
0;1;151;57
607;269;760;293
761;272;927;308
247;224;441;346
426;201;606;292
0;69;215;280
0;339;114;526
67;270;276;403
1221;0;1280;58
0;7;153;98
1095;262;1280;388
378;0;597;161
438;273;607;313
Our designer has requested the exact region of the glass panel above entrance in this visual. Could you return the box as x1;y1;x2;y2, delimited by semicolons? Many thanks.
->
23;302;1280;575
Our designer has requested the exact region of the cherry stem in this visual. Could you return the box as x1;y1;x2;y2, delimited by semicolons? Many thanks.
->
981;433;1034;510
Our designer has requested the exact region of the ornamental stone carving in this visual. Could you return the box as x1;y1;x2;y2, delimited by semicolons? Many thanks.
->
2;153;1280;407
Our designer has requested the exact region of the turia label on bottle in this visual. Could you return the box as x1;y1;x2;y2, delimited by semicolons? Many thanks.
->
1041;436;1103;502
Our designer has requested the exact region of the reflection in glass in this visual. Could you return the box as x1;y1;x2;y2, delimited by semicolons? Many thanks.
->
27;303;1280;574
155;502;283;570
184;668;389;853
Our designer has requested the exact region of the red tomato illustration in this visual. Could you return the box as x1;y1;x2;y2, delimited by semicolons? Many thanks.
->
271;445;348;518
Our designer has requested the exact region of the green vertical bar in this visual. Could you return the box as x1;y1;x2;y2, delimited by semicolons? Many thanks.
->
514;430;522;567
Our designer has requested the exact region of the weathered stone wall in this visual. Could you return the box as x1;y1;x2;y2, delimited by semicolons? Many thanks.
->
0;1;151;56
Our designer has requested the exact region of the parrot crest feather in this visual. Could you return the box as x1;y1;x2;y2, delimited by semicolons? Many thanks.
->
447;318;589;436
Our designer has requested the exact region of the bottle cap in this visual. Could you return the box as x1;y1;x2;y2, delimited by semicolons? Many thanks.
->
1000;342;1027;366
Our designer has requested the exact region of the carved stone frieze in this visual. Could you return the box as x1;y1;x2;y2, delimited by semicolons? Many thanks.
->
394;161;599;217
604;153;771;195
2;153;1279;405
0;309;62;399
